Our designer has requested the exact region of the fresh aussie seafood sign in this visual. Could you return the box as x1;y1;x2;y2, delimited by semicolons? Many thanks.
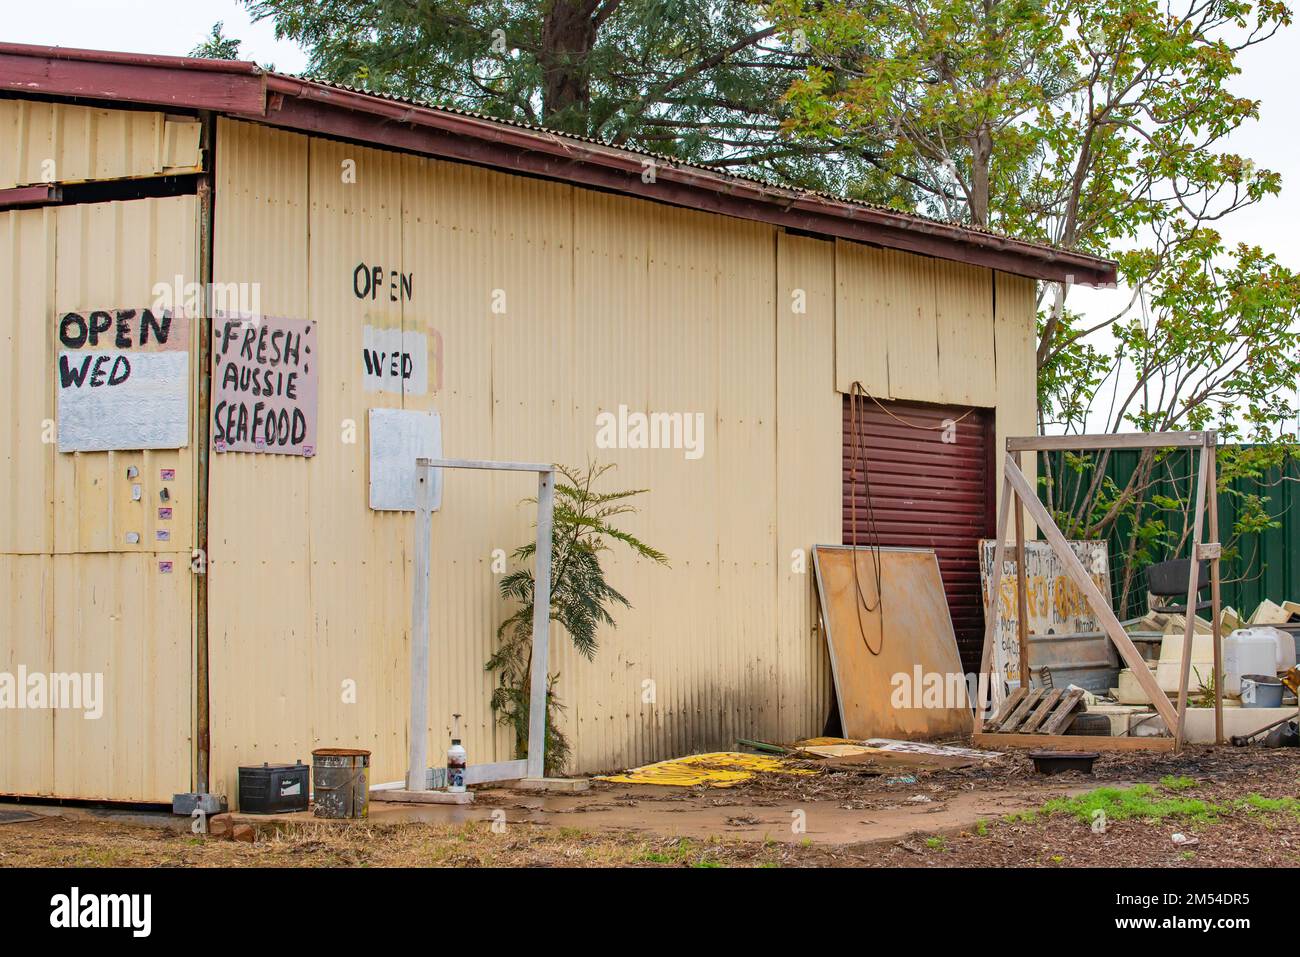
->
56;308;190;452
212;315;318;456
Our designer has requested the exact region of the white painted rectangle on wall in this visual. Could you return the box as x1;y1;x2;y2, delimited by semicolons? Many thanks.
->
362;325;429;396
368;408;442;511
56;350;189;452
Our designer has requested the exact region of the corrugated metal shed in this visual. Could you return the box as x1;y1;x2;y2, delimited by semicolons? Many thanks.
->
0;45;1080;802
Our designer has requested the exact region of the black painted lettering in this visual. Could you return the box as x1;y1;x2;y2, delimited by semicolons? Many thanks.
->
59;313;88;349
88;311;112;346
140;309;170;346
114;309;135;348
58;354;91;387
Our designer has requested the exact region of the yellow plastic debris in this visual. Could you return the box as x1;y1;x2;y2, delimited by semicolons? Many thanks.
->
596;751;815;788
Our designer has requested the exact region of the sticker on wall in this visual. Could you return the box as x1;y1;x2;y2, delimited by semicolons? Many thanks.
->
55;309;190;453
367;408;442;511
211;314;319;456
159;507;172;520
160;468;175;481
156;529;170;542
158;560;173;573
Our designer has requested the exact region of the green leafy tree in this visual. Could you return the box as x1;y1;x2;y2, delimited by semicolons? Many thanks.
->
191;22;244;60
487;463;667;774
775;0;1300;597
774;0;1294;394
242;0;900;192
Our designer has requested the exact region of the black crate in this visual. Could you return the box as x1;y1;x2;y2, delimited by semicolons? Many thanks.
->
238;761;310;814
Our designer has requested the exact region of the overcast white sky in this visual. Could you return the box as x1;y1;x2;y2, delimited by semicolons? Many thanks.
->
7;2;1299;432
6;1;311;73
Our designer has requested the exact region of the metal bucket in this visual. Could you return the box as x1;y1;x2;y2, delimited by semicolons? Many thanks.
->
311;748;370;819
1241;675;1284;709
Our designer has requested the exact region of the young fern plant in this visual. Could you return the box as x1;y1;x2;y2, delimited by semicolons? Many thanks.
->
487;462;668;774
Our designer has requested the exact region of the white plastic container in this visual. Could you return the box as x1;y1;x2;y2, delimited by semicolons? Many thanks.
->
1154;633;1215;693
1224;629;1279;697
1265;626;1297;671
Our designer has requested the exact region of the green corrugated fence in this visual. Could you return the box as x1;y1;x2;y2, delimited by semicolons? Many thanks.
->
1037;447;1300;621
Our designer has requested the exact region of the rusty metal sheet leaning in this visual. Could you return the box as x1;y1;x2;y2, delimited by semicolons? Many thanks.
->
812;546;975;740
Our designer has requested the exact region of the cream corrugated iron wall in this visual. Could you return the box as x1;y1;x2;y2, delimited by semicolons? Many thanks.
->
210;117;1035;791
0;192;197;801
834;241;1038;509
0;99;202;190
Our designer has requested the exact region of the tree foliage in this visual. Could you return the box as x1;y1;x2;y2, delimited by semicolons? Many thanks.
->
244;0;893;192
487;463;667;774
191;22;244;60
776;0;1300;588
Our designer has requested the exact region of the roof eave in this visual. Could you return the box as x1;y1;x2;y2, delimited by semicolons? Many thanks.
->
0;43;1117;287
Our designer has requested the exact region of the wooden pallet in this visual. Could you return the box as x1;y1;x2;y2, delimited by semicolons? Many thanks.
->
985;688;1085;735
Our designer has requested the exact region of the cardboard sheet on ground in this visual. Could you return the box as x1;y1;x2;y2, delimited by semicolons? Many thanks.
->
793;738;999;771
596;752;814;788
812;546;974;740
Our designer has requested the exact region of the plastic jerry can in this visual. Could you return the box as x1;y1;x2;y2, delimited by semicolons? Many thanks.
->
1224;629;1279;696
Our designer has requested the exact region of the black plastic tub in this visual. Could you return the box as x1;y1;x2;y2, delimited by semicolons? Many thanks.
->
1027;750;1099;775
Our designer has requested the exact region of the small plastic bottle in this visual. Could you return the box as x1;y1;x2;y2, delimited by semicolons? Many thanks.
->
447;713;467;793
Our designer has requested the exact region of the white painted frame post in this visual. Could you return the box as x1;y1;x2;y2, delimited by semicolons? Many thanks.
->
406;457;556;791
526;469;556;780
407;458;434;790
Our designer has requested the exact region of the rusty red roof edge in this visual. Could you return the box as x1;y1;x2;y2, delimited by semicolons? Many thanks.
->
0;42;1117;286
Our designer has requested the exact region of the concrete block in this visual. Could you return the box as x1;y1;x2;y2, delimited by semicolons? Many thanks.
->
514;777;591;793
1183;705;1296;743
371;788;475;805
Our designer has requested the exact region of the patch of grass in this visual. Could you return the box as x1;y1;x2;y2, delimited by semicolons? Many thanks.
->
1241;794;1300;819
925;836;946;850
1159;775;1197;791
1039;784;1224;826
975;819;989;837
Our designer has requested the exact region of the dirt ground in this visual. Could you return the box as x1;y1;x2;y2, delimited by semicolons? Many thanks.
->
3;745;1300;867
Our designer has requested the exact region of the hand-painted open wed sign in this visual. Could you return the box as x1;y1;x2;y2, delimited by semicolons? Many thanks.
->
55;308;190;453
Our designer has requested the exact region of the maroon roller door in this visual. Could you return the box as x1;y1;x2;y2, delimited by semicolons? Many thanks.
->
842;395;995;672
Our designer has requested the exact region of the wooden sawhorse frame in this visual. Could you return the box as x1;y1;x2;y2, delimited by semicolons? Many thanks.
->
975;431;1223;751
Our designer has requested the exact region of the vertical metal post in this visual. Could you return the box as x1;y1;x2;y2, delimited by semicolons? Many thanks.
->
526;469;556;779
407;457;433;791
193;112;215;796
